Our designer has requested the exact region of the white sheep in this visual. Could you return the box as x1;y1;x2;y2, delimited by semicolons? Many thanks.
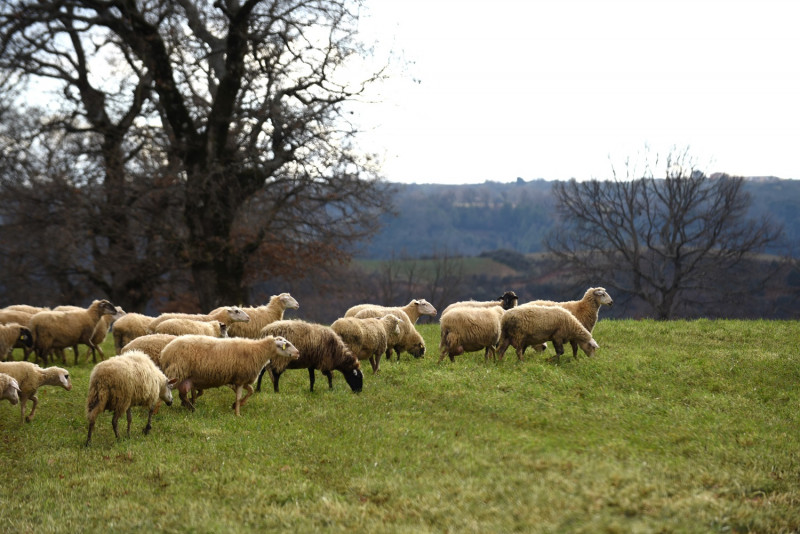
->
344;298;437;324
0;322;33;362
2;304;48;314
0;309;37;361
29;299;118;365
112;312;157;354
211;293;300;339
525;287;613;359
83;306;126;364
496;305;599;364
439;306;506;363
154;318;228;338
0;361;72;423
353;308;426;362
0;372;21;405
258;320;363;393
160;334;299;415
440;290;519;316
147;306;250;333
85;350;177;446
120;334;177;368
331;314;402;373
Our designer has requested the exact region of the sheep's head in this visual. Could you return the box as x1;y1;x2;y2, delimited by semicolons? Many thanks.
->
277;293;300;311
2;378;21;405
590;288;613;307
579;338;600;358
219;322;228;337
413;299;438;317
160;377;177;406
17;327;33;348
226;306;251;323
499;291;519;310
409;342;426;359
273;336;300;360
342;365;363;393
96;299;117;315
533;343;547;352
46;367;72;391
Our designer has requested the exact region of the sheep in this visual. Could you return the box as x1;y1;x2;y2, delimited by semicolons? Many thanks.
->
82;306;126;364
0;310;36;361
112;312;157;354
85;350;177;446
0;361;72;423
525;287;613;359
0;322;33;362
441;290;519;316
211;293;299;339
0;373;21;405
439;306;507;363
29;299;118;365
120;334;178;368
496;305;599;364
2;304;48;314
146;306;250;333
353;308;426;362
256;320;363;394
344;298;437;324
154;319;228;338
160;334;299;415
331;314;402;373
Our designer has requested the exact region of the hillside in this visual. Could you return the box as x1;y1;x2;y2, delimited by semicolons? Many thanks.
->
357;177;800;260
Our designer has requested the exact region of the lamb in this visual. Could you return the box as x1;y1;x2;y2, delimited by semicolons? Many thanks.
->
439;306;507;363
146;306;250;333
112;312;157;354
29;299;118;365
160;334;299;415
85;350;177;446
0;361;72;423
525;287;613;359
120;334;178;368
257;320;363;394
440;290;519;316
0;373;21;405
211;293;299;339
331;314;402;373
154;319;228;338
496;305;599;364
0;322;33;362
353;308;426;362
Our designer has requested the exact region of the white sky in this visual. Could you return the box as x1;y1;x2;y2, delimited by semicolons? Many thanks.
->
354;0;800;184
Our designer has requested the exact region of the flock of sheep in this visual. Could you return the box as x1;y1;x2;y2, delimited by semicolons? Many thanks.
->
0;287;613;446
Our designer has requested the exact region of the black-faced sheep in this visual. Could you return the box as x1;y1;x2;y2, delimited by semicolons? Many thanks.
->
496;305;599;364
441;290;519;316
160;334;299;415
120;334;177;368
85;350;177;446
112;312;157;354
0;372;21;405
154;319;228;338
0;361;72;423
211;293;300;339
331;314;402;373
526;287;613;359
29;299;118;365
0;322;33;362
257;320;363;394
147;306;250;333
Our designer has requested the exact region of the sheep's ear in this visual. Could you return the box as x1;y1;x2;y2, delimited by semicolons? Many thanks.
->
167;378;179;388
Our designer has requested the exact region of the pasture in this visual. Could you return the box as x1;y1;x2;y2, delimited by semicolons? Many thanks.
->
1;319;799;533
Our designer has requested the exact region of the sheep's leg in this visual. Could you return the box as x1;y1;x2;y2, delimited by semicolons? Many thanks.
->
85;418;96;446
513;342;525;362
323;370;334;389
255;367;267;392
24;394;39;423
547;341;564;365
238;384;254;408
570;341;579;359
496;338;511;361
143;408;154;435
125;407;133;437
111;411;121;439
307;368;316;392
270;369;281;393
18;398;27;424
178;380;195;411
232;385;243;416
369;354;379;373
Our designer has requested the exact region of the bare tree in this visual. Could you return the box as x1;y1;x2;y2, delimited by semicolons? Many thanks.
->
0;0;392;310
545;147;783;319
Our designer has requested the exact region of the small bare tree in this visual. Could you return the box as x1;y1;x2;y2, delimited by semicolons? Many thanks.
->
545;147;783;319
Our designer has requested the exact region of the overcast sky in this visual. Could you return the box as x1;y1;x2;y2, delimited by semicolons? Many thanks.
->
354;0;800;184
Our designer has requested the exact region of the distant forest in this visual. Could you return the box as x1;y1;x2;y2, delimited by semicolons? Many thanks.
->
358;177;800;260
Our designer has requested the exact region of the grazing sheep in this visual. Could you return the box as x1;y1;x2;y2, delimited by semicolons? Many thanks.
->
112;312;157;354
212;293;300;339
441;291;519;316
154;319;228;338
120;334;178;368
496;305;599;364
331;314;402;373
85;350;177;446
29;299;118;365
353;308;426;362
160;334;299;415
147;306;250;333
526;287;613;359
0;323;33;362
0;373;21;405
257;320;363;394
0;361;72;423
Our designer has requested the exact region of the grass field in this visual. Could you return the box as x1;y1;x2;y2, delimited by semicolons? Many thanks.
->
1;319;799;533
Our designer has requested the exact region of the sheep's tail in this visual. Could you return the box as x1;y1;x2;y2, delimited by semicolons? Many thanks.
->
86;385;108;418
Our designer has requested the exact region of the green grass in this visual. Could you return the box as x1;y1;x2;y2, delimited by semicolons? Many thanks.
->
2;319;799;533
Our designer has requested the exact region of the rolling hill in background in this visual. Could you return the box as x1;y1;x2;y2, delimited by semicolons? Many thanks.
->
357;177;800;260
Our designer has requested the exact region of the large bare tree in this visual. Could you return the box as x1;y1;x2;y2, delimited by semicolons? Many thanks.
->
0;0;392;310
545;148;783;319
